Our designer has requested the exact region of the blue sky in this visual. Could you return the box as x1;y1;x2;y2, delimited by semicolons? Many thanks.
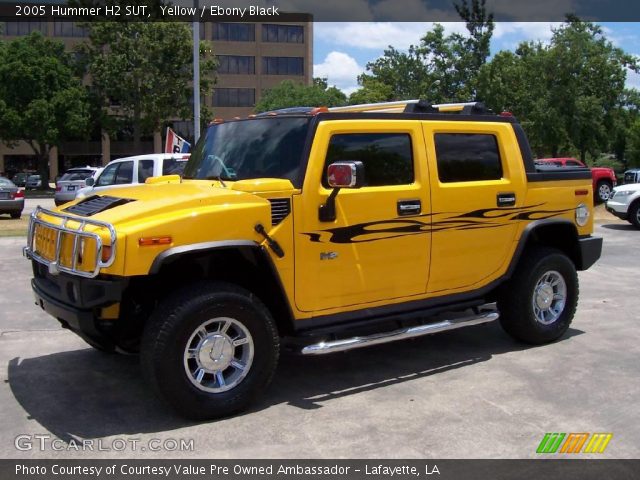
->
312;22;640;95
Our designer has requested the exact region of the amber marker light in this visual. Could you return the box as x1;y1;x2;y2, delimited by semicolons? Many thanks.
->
101;245;112;262
139;236;172;246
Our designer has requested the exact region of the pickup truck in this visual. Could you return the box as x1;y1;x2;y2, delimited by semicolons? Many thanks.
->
24;100;602;419
536;157;617;203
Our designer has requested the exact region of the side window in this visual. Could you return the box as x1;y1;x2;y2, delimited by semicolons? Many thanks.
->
138;160;155;183
114;161;133;184
565;160;581;166
96;163;118;186
324;133;414;187
434;133;503;183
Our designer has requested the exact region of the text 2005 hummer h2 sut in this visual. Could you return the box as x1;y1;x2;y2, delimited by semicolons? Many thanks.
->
24;101;602;419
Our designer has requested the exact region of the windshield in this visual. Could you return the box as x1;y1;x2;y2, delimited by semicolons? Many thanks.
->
60;170;94;181
183;117;311;186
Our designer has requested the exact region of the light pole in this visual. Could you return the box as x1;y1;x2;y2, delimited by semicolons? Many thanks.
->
193;0;201;144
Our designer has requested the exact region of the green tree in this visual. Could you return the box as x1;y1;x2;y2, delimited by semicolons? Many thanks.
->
350;0;494;103
628;118;640;167
79;11;215;151
0;32;89;188
255;78;347;112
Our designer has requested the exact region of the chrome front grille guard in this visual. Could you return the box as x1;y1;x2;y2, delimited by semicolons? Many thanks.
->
23;206;117;278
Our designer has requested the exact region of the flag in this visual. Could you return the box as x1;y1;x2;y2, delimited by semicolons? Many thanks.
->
165;127;191;154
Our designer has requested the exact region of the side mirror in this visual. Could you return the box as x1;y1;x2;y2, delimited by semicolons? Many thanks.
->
85;177;95;187
327;161;364;188
320;161;365;222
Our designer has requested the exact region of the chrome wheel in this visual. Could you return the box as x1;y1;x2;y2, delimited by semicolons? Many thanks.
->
532;271;567;325
183;317;254;393
598;183;611;201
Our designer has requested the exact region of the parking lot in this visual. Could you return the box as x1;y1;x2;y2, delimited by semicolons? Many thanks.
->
0;210;638;459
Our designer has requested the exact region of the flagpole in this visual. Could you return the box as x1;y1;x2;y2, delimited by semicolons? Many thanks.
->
193;0;201;144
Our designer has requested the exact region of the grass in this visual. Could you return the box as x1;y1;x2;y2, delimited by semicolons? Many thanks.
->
0;215;29;237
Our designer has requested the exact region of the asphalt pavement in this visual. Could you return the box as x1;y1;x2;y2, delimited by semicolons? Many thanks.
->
0;221;638;459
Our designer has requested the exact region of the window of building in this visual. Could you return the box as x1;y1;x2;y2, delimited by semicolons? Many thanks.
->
3;21;47;36
216;55;255;75
434;133;503;183
53;22;88;37
212;23;255;41
262;57;304;76
324;133;414;187
261;24;303;43
213;88;256;107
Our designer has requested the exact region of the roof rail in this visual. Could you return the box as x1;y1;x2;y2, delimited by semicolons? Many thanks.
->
328;100;492;115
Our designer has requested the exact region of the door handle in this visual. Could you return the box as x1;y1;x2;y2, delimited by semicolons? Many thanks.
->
497;193;516;207
397;199;422;216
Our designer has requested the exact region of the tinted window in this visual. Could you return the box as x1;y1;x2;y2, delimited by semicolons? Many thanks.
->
96;163;118;186
324;134;414;187
213;88;255;107
115;161;133;184
262;57;304;76
565;160;581;166
217;55;255;75
261;24;304;43
212;23;255;41
138;160;155;183
163;159;186;176
434;134;502;183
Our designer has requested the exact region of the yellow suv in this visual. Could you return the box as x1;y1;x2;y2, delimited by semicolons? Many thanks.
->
24;101;602;419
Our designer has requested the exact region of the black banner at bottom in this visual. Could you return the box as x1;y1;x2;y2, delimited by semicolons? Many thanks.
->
3;459;637;480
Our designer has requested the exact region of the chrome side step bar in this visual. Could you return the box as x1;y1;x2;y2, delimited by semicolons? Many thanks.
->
301;312;499;355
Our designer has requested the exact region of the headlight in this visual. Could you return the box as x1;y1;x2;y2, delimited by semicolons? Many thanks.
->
612;190;634;197
575;203;590;227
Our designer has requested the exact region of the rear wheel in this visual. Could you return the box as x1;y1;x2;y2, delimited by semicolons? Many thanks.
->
629;202;640;229
141;282;279;419
596;181;612;203
498;247;578;344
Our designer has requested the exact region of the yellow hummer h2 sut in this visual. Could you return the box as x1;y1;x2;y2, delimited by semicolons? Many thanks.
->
24;101;602;419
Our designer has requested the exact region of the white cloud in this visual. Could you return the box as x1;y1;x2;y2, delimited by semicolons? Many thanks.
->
628;68;640;90
314;22;467;51
314;51;365;95
493;22;560;42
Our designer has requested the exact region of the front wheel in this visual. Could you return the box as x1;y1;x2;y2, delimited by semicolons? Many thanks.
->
628;202;640;229
141;282;279;420
498;247;578;344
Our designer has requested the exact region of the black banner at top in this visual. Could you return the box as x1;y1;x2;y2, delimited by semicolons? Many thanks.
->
0;0;640;22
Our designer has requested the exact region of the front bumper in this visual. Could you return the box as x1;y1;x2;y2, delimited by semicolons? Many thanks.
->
578;236;603;271
31;262;127;350
605;200;629;220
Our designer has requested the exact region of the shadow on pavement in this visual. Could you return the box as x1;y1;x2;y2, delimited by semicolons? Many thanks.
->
601;223;636;231
8;322;584;442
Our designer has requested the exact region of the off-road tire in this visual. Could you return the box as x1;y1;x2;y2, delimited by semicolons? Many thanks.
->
498;247;578;345
141;282;279;420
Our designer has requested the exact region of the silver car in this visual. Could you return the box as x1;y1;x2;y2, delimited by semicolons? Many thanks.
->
0;177;25;218
55;167;103;206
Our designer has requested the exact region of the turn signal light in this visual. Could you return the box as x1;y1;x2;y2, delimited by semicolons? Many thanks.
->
101;245;112;262
138;236;172;246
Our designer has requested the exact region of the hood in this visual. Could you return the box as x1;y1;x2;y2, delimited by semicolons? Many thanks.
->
59;180;274;226
613;183;640;192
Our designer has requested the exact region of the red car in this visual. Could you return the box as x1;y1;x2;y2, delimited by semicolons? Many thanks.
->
536;158;617;203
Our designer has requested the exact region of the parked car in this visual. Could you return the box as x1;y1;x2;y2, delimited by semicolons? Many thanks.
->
25;174;42;190
606;184;640;228
25;100;602;419
11;172;32;188
623;168;640;185
75;153;189;200
55;166;103;206
536;158;617;203
0;177;25;218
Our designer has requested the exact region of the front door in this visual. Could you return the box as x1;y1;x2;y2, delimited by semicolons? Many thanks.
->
294;120;431;313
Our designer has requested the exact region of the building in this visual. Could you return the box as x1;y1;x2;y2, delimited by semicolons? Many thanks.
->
0;20;312;180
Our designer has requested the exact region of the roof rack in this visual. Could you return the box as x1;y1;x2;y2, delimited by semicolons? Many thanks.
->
328;100;492;115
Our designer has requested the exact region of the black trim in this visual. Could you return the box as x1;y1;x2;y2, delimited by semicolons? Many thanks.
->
527;170;592;182
577;236;603;270
149;240;259;274
314;112;518;124
513;123;536;173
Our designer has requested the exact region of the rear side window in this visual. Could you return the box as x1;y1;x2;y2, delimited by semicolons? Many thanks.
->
434;133;503;183
138;160;155;183
163;158;186;176
324;133;414;187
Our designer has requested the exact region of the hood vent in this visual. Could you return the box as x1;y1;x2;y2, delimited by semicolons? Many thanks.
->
269;198;291;226
63;195;135;217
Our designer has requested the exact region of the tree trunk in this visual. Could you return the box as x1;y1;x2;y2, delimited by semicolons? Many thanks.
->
580;148;586;164
551;145;559;157
37;153;50;191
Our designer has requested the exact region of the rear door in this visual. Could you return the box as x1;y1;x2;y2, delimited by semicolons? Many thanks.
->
422;121;526;293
